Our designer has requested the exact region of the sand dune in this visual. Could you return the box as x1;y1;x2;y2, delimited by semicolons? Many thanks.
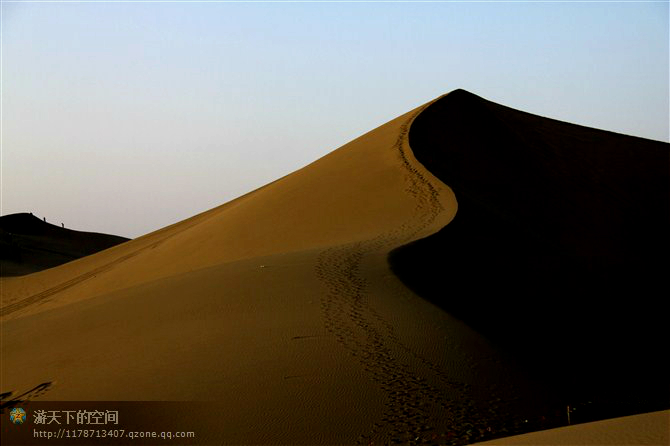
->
0;213;129;277
475;409;669;445
1;90;668;445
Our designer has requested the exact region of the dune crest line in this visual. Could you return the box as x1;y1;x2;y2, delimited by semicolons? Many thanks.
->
314;105;500;444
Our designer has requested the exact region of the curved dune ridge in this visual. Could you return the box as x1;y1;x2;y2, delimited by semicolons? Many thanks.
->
1;90;668;445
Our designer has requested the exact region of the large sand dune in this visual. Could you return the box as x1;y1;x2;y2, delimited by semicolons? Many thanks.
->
1;90;668;445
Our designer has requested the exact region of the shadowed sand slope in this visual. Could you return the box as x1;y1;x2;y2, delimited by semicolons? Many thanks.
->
1;91;667;445
0;213;129;277
391;89;669;424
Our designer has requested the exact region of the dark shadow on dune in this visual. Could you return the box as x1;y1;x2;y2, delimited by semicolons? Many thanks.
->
390;89;669;427
0;213;130;276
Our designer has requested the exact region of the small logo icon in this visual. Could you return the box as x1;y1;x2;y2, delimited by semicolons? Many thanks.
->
10;407;26;425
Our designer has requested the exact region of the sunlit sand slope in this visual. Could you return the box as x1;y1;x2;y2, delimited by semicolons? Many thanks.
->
1;105;452;321
474;409;669;445
3;97;513;444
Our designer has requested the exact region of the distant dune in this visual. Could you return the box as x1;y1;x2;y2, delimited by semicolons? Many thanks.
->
1;90;667;445
0;213;129;277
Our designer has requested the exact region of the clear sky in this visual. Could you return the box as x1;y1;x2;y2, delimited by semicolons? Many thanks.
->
2;1;668;238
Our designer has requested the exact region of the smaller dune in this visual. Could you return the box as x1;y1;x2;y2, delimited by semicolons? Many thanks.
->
0;213;129;277
474;409;669;445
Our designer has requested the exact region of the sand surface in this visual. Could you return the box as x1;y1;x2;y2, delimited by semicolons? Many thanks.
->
474;410;669;445
1;91;668;445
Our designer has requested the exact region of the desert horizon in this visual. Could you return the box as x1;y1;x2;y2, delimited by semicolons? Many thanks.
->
1;89;668;445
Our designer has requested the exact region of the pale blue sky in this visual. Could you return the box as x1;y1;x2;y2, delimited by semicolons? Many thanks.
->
2;1;668;238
